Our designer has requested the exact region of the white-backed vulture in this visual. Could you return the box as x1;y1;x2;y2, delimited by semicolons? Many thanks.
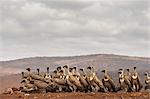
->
101;69;116;92
144;72;150;90
86;66;105;92
118;70;133;92
131;67;143;92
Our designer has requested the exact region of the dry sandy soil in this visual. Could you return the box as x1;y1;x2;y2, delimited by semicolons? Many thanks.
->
0;92;150;99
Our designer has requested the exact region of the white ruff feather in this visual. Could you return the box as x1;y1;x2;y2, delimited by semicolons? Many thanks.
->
104;78;109;81
132;75;137;79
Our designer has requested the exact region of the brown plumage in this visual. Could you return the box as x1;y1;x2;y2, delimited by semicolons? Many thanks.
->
101;69;116;92
144;72;150;90
118;70;133;92
131;67;143;92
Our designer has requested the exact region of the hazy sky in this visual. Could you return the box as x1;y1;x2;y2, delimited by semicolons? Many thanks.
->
0;0;150;61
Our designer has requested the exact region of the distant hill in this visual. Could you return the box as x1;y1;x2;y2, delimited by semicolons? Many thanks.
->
0;54;150;76
0;54;150;93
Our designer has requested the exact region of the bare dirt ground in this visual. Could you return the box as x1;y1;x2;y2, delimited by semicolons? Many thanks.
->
0;92;150;99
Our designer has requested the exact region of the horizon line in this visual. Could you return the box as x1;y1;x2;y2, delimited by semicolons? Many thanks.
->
1;53;150;62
